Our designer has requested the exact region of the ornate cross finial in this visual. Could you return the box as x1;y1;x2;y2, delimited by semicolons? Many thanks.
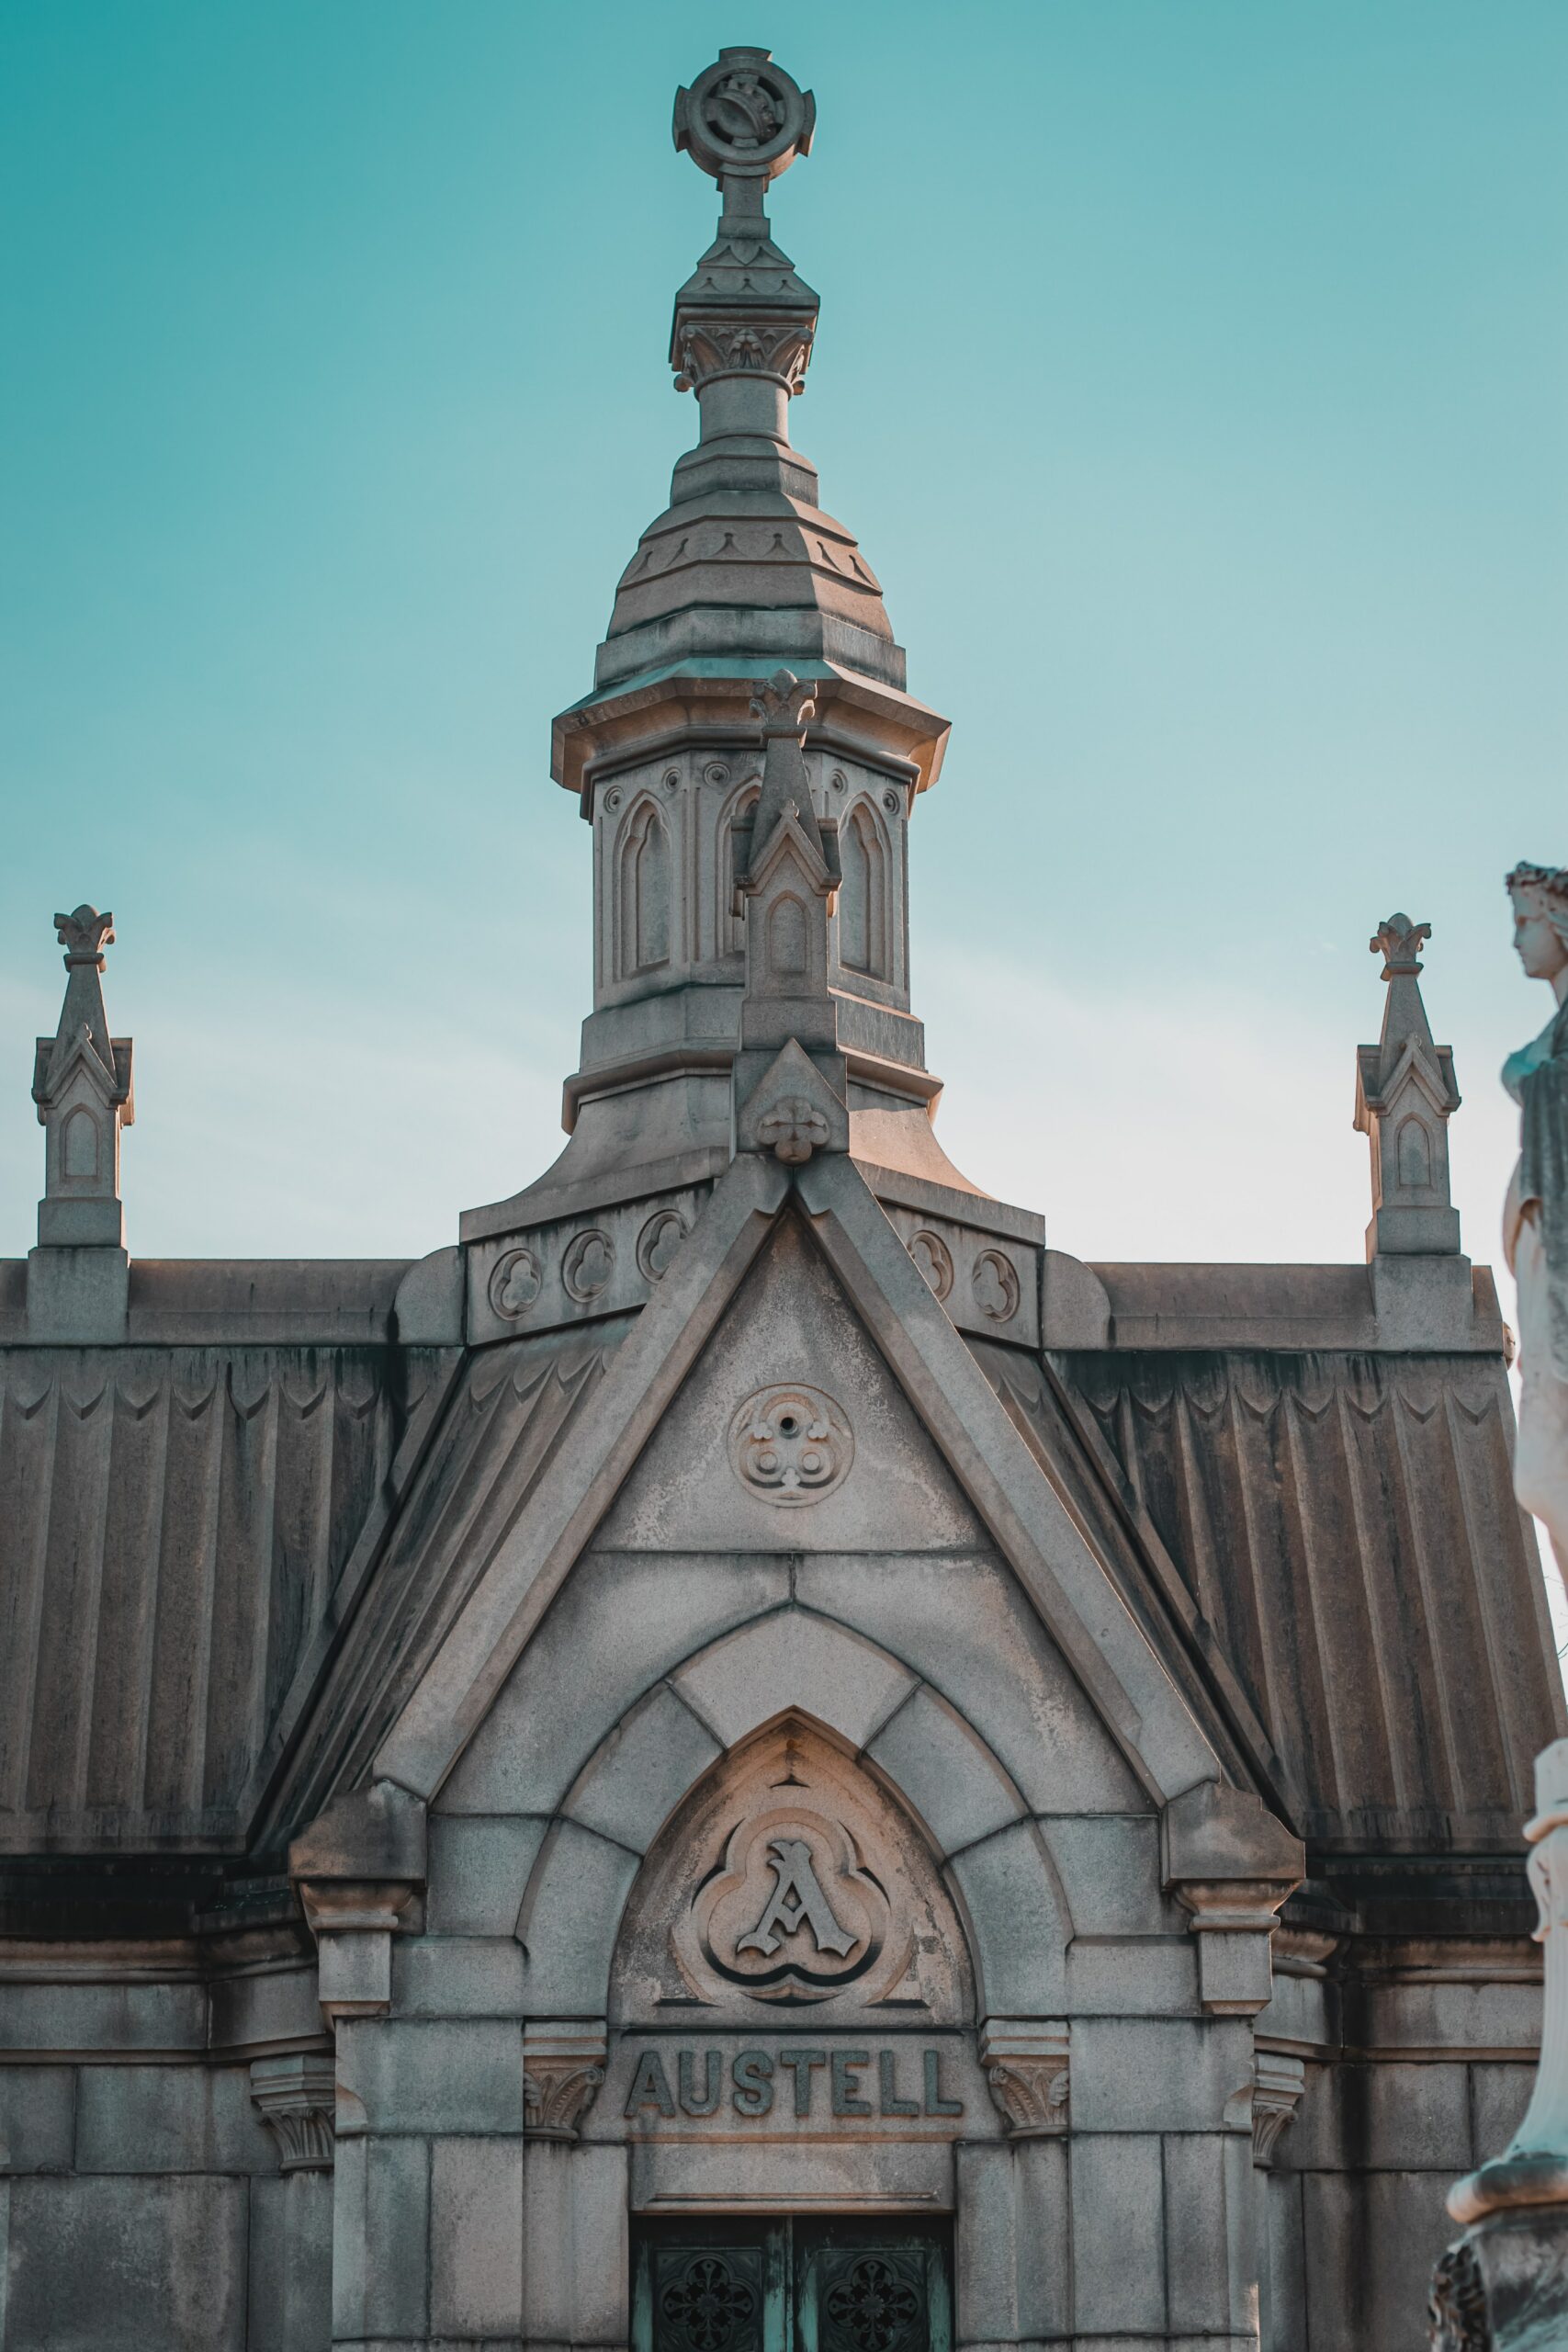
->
54;904;116;968
1369;912;1429;978
668;52;820;405
673;49;815;197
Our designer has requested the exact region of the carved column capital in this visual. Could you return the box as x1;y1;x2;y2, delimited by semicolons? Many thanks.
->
1252;2047;1305;2165
250;2052;336;2174
979;2020;1069;2139
673;315;815;396
524;2020;607;2143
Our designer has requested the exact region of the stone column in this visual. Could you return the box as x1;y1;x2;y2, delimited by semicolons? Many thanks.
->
1434;1738;1568;2347
522;2020;625;2347
250;2055;335;2351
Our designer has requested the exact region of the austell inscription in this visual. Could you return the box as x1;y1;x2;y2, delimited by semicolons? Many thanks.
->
623;2044;964;2121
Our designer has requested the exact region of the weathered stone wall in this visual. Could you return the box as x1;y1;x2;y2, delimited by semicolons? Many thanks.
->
0;2056;330;2351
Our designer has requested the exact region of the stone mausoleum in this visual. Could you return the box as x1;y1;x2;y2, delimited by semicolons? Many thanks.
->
1;48;1562;2352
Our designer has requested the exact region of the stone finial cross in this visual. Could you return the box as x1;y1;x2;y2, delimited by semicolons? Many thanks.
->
673;49;815;204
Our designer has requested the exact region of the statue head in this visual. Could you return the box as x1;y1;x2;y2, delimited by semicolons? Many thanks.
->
1507;863;1568;987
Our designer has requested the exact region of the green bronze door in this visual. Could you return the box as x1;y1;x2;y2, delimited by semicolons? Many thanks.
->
633;2217;950;2352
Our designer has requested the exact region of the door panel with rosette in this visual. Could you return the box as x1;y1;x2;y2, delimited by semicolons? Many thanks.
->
635;2218;950;2352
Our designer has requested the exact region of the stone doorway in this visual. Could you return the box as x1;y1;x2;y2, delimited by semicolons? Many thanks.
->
632;2214;953;2352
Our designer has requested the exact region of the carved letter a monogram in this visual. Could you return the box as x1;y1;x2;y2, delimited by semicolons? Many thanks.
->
736;1837;855;1959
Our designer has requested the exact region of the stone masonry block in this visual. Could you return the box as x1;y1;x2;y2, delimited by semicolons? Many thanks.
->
0;2066;73;2172
947;1822;1067;2015
796;1553;1145;1814
431;2135;525;2337
516;1821;641;2016
1042;1815;1169;1938
1361;2061;1472;2171
866;1684;1023;1855
1284;2060;1472;2175
1068;2133;1166;2334
75;2060;274;2174
4;2173;246;2350
1162;2133;1251;2335
563;1680;721;1855
1470;2060;1535;2160
247;2172;333;2352
1262;2171;1307;2352
332;2132;430;2341
523;2139;629;2344
1070;2016;1252;2133
393;1935;526;2019
1302;2168;1457;2351
1065;1938;1196;2018
340;2018;524;2136
956;2139;1070;2340
0;1977;205;2057
427;1817;549;1938
208;1961;322;2057
440;1554;789;1815
671;1605;916;1753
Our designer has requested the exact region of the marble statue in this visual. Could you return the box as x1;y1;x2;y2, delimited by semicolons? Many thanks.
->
1504;862;1568;1576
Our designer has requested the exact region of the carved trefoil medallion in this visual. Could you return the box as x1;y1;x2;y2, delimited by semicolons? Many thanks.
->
729;1382;853;1506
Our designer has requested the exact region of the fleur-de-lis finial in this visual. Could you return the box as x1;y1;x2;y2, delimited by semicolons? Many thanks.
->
1370;913;1429;979
53;905;116;969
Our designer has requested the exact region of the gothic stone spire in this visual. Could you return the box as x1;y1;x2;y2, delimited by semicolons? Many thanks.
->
1354;912;1461;1257
32;903;135;1249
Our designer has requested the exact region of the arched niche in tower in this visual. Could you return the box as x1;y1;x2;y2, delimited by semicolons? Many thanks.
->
62;1104;101;1182
836;797;890;980
1397;1113;1433;1192
718;779;761;957
617;797;673;978
767;892;809;981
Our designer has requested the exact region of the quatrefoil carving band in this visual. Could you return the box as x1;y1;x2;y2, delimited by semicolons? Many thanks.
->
729;1382;853;1507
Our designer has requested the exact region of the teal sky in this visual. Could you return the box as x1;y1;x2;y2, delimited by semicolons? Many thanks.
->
3;1;1566;1278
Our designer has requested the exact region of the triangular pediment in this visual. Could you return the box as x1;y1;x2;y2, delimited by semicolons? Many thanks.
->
360;1148;1247;1822
593;1213;984;1554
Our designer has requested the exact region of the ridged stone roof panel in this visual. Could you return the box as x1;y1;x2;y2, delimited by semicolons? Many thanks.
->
1055;1347;1564;1854
0;1346;410;1853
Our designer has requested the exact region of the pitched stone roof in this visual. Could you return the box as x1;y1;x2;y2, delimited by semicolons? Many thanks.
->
0;1343;407;1853
1052;1345;1562;1856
